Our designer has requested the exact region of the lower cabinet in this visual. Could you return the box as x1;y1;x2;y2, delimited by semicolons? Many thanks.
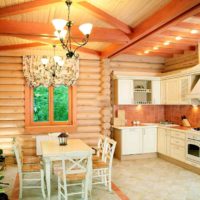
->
158;128;186;162
143;127;157;153
157;128;171;156
122;128;143;155
113;127;157;159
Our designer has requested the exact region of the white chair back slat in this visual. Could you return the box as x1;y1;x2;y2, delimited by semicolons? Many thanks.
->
13;143;23;173
36;135;58;155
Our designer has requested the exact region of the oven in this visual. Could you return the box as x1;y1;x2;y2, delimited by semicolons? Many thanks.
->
186;137;200;164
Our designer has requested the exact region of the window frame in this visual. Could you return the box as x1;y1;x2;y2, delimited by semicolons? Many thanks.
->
25;85;77;134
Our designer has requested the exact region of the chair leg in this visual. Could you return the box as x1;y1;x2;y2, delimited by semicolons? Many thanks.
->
40;170;46;199
58;177;61;200
19;173;23;199
108;171;112;192
84;179;88;200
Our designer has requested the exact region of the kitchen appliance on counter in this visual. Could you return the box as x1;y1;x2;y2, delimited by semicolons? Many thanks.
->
186;129;200;164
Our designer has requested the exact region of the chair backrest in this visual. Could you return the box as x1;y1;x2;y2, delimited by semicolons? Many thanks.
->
104;138;117;168
48;132;61;137
13;142;23;173
60;151;91;183
36;135;58;155
96;135;108;160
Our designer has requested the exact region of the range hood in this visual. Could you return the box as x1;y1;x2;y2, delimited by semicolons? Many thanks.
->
187;77;200;105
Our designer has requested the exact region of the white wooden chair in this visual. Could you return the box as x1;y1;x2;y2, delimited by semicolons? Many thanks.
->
13;142;46;199
56;151;91;200
92;138;117;191
92;135;108;162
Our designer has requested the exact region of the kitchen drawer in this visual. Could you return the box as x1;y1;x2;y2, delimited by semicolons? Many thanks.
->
171;131;186;140
170;144;185;162
171;137;185;147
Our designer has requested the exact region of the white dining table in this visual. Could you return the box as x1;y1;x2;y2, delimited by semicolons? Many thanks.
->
41;139;93;200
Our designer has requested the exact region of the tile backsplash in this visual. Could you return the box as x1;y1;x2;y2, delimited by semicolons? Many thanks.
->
114;105;165;126
114;105;200;127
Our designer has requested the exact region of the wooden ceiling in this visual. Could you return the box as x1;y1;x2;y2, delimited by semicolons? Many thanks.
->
0;0;200;58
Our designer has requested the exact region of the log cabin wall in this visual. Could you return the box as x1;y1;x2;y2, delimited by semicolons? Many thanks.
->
164;50;199;72
0;55;164;164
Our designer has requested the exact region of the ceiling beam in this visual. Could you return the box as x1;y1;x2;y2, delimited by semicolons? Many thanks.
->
101;0;200;58
125;51;173;58
78;1;132;34
0;42;46;51
0;20;129;43
4;34;101;56
0;0;61;18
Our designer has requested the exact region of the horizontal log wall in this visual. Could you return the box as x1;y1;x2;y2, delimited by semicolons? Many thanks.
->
0;55;164;164
164;50;199;72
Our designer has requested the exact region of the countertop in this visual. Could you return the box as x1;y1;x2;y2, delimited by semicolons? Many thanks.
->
113;123;193;133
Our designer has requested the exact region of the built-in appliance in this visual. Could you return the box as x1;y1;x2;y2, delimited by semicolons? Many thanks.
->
186;128;200;164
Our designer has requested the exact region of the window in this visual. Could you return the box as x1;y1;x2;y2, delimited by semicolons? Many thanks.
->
25;85;77;133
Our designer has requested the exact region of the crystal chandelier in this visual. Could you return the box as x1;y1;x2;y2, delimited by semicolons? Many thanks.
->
52;0;93;58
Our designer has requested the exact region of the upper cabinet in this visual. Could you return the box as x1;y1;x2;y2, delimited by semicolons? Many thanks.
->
114;78;161;105
115;79;134;105
162;75;191;105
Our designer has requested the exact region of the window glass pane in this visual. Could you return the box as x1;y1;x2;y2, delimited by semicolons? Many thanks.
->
54;85;69;121
33;86;49;122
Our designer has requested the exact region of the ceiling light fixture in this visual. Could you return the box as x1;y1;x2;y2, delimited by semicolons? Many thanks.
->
190;29;198;34
175;36;182;41
163;41;170;46
153;46;159;50
144;50;150;54
52;0;93;59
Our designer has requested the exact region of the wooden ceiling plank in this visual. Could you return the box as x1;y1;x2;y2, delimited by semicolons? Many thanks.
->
0;43;46;51
78;1;132;34
101;0;200;58
0;0;61;18
125;51;173;58
0;20;129;43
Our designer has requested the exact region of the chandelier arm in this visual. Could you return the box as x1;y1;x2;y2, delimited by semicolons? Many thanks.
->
73;40;89;54
71;36;89;47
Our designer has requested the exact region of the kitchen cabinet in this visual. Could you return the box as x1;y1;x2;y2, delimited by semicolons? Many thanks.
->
143;127;157;153
114;78;161;105
165;78;180;104
114;79;133;105
179;76;191;105
113;127;157;159
152;80;161;104
170;130;186;162
122;128;143;155
157;128;171;156
162;75;191;105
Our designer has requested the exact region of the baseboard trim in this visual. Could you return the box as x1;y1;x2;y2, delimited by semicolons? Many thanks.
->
118;153;157;161
158;153;200;175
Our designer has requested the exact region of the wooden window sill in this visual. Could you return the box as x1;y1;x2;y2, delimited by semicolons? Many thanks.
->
25;125;77;134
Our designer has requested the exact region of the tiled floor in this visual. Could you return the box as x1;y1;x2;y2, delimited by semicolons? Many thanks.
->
4;158;200;200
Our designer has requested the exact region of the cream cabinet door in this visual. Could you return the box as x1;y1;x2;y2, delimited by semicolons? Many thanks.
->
165;78;180;104
157;128;167;154
117;79;133;105
160;80;166;104
152;80;161;104
179;76;191;105
143;127;157;153
121;128;143;155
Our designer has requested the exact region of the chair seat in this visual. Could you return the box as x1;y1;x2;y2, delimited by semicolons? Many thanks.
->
22;164;41;172
93;161;108;169
66;173;86;181
23;156;41;164
92;155;101;161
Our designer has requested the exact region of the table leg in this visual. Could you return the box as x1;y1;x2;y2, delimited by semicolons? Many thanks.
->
45;159;51;200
